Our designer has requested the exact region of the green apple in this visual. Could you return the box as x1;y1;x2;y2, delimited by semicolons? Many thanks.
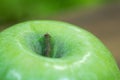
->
0;20;119;80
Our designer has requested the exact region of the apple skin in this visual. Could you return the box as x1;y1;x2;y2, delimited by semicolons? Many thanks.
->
0;20;120;80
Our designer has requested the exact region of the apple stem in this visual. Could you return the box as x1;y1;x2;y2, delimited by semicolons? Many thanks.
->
43;33;51;57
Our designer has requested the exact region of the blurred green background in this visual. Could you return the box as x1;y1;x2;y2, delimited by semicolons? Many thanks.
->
0;0;120;68
0;0;116;24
